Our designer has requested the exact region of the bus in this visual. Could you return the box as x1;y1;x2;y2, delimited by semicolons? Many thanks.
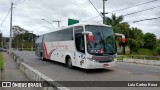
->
35;23;126;69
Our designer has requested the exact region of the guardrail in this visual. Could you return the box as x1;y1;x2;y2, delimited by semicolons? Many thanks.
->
117;55;160;66
10;52;69;90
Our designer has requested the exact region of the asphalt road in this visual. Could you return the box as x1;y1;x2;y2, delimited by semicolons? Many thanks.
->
13;51;160;90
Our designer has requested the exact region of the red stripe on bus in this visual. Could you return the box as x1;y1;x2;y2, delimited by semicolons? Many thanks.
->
48;49;56;59
43;43;49;59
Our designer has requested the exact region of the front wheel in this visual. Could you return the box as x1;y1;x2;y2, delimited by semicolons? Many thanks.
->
66;57;73;68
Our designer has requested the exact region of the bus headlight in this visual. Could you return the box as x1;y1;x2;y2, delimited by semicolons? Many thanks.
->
113;58;117;61
87;57;99;62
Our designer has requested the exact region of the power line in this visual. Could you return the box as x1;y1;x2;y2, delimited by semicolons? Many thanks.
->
83;0;158;22
88;0;103;18
13;0;26;5
123;5;160;16
133;16;160;23
0;8;11;27
83;15;100;22
85;5;160;23
98;6;160;22
108;0;158;13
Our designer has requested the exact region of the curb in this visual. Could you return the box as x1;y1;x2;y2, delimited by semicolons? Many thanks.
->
121;58;160;66
11;52;70;90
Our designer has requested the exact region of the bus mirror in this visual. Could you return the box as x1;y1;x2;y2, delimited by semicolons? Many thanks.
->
122;35;126;44
89;33;94;42
115;33;126;44
82;31;94;42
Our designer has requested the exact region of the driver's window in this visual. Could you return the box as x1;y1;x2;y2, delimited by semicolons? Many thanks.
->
75;26;85;53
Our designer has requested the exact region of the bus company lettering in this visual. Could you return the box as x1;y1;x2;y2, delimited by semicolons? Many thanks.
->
51;43;68;50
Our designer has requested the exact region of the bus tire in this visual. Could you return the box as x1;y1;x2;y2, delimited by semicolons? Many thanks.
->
40;52;45;61
66;57;73;68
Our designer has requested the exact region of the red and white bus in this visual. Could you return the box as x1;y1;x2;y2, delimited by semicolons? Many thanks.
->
35;23;125;69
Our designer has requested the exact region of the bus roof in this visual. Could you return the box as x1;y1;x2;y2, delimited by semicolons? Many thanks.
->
41;22;111;35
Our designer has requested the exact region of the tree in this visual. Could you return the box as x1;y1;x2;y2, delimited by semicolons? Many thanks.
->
105;14;145;54
0;33;2;47
157;39;160;47
143;33;157;49
12;25;36;49
126;28;144;53
105;14;124;33
105;14;127;54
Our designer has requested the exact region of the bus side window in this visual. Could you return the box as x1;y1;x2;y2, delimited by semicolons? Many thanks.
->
75;34;85;53
74;26;85;53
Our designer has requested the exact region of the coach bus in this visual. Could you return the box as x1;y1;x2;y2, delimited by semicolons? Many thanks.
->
35;23;126;69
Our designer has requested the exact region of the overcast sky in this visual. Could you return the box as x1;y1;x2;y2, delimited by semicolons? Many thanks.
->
0;0;160;38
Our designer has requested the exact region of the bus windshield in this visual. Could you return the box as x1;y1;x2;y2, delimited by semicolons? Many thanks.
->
85;25;116;55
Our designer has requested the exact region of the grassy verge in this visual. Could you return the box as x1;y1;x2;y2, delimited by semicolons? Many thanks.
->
117;55;160;60
0;52;4;70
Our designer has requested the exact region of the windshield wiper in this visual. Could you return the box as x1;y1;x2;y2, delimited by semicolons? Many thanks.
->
98;32;114;54
105;36;115;54
97;32;106;53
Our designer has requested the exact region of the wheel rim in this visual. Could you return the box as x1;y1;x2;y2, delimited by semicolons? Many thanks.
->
41;54;43;60
68;59;72;67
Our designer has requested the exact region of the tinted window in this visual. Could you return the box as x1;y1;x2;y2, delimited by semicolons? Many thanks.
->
44;27;73;42
75;26;83;34
36;35;43;43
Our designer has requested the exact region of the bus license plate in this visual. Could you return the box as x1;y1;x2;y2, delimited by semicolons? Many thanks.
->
103;64;109;67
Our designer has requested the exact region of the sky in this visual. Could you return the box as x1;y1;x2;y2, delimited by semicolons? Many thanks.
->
0;0;160;38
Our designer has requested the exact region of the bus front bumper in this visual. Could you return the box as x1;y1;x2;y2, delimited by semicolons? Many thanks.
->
85;60;116;69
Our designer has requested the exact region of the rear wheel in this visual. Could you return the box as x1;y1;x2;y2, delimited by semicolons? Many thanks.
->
66;57;73;68
40;52;45;61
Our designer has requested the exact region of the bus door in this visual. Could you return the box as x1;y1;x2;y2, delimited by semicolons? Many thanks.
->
74;26;86;67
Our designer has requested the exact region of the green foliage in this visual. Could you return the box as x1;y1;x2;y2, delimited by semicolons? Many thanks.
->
135;48;157;55
12;25;36;49
105;14;124;33
0;33;2;47
143;33;157;49
156;47;160;55
105;14;159;54
127;28;144;53
0;52;4;70
157;39;160;46
23;48;35;51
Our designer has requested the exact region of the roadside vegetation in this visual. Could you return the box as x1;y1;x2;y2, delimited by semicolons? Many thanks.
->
0;14;159;56
0;52;4;70
105;14;160;56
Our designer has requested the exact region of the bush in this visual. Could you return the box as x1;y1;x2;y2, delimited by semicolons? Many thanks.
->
136;48;157;55
157;47;160;55
23;48;35;51
0;52;4;70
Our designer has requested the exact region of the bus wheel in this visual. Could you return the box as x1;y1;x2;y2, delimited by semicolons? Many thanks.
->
40;52;45;61
66;57;73;68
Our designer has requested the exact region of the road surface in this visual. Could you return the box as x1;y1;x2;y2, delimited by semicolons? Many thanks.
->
13;51;160;90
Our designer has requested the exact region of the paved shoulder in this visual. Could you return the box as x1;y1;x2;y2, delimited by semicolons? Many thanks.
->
1;52;38;90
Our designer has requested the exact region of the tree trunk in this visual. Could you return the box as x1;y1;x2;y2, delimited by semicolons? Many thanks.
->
122;44;125;54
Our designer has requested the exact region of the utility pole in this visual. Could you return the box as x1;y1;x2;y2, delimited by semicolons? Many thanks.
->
102;0;108;24
9;2;13;54
53;20;61;27
1;33;3;48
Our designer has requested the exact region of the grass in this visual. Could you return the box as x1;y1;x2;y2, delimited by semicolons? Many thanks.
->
117;47;160;60
0;52;4;70
117;55;160;60
132;48;157;55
